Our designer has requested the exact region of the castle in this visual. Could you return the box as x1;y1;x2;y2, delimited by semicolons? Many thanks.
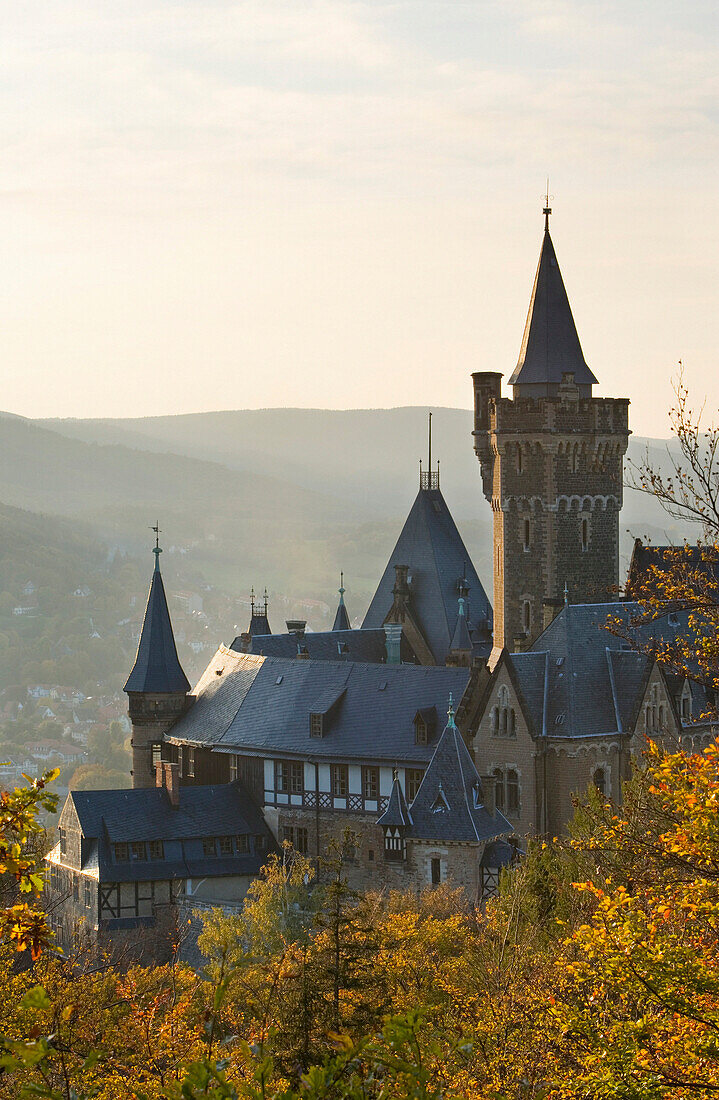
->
45;207;714;958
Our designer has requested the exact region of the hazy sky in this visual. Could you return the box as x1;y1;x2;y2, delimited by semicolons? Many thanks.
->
3;0;719;434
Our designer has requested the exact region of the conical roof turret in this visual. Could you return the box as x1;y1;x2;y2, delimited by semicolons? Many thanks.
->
332;572;351;632
508;213;597;396
124;540;190;695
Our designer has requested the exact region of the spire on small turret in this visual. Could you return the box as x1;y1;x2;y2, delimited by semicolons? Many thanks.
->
449;596;473;660
508;199;598;397
124;531;190;695
332;571;351;631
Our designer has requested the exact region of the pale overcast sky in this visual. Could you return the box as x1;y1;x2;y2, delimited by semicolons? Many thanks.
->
2;0;718;434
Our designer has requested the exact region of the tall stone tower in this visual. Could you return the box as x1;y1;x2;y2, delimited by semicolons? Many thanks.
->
472;207;630;650
124;535;190;788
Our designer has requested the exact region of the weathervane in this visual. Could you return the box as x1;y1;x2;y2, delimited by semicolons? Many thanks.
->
150;521;162;569
543;178;553;232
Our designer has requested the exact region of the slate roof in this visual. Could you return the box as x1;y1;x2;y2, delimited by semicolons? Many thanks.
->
66;782;276;882
249;612;272;636
362;485;493;664
333;584;351;632
407;714;512;842
494;603;687;741
239;628;391;663
124;557;190;694
508;228;597;392
168;646;471;764
450;598;473;653
377;775;412;828
627;539;719;598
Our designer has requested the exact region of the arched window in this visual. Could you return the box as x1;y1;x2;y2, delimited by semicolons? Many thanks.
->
509;708;516;737
522;599;531;633
490;706;499;736
523;517;531;551
592;766;607;797
581;517;589;552
571;447;579;474
517;445;523;474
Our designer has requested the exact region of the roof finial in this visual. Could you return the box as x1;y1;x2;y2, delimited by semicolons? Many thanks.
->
428;410;432;473
250;586;255;615
447;692;456;727
564;580;569;606
338;571;345;604
150;521;162;571
543;178;553;233
458;595;466;617
263;587;268;616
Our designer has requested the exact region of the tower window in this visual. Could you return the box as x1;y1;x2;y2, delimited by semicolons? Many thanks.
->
517;445;523;474
507;769;520;814
431;857;441;885
581;517;589;552
522;517;530;552
522;599;531;633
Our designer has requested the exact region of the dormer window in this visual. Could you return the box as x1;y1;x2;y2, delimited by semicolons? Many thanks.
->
413;707;436;746
431;787;449;814
310;713;324;738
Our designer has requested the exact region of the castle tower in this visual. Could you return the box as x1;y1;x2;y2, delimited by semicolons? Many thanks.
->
472;206;630;649
124;531;191;788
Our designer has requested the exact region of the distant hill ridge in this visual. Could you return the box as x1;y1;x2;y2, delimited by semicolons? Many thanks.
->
0;407;695;608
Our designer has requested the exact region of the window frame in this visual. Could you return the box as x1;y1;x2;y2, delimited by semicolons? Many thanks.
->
362;765;379;801
331;763;349;797
406;768;424;803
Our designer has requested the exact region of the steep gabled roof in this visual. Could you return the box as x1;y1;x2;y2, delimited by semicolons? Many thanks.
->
362;486;492;664
408;709;512;843
124;556;190;695
508;228;597;391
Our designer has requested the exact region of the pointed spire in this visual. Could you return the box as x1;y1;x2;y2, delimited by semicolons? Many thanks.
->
450;596;473;656
508;205;598;395
332;571;351;631
377;770;412;828
124;535;190;695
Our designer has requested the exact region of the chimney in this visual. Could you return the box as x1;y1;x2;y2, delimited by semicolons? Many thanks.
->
384;623;402;665
155;760;180;808
286;620;306;637
480;773;496;817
